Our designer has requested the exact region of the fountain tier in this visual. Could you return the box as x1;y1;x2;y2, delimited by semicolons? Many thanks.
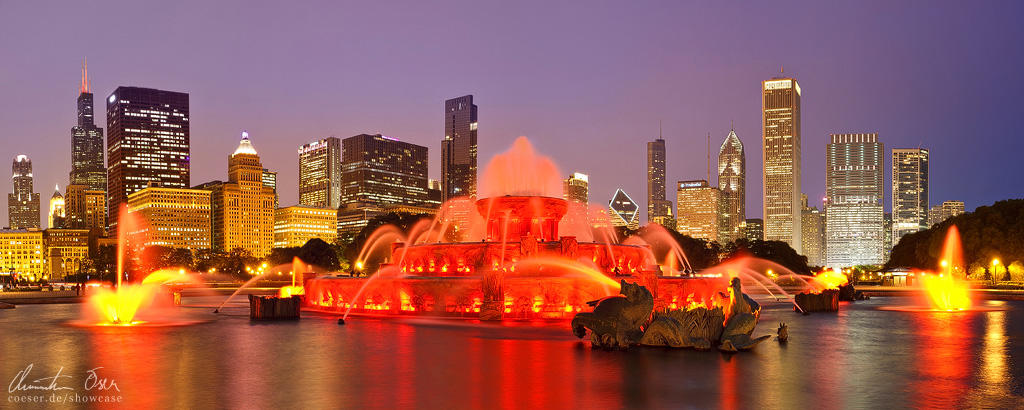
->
305;195;726;319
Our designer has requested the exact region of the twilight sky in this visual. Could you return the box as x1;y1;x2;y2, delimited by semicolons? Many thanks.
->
1;0;1022;228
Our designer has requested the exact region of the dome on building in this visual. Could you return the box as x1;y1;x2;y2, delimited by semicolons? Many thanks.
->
233;131;259;156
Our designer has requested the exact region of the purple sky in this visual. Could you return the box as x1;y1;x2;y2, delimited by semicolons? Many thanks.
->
1;1;1022;228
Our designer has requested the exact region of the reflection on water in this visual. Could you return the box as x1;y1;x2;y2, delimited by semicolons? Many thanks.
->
1;297;1023;408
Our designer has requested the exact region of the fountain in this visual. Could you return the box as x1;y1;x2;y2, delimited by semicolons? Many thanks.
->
881;225;1004;313
304;138;732;320
77;206;203;326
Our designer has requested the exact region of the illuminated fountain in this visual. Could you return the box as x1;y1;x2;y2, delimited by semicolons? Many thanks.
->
78;205;201;326
305;138;787;320
881;225;1003;313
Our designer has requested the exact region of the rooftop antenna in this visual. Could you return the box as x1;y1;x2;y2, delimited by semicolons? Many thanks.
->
80;58;89;94
659;120;662;140
706;132;711;183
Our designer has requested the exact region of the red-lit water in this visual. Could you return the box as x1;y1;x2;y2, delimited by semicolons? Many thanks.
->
5;296;1023;408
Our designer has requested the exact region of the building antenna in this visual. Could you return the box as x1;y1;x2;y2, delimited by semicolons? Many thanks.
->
81;58;89;94
706;132;711;183
659;120;662;139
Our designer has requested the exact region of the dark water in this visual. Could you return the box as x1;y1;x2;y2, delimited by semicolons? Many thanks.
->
2;297;1023;409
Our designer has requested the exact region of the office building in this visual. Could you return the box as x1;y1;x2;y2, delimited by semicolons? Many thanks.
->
341;134;435;208
127;184;212;250
647;138;672;226
44;228;90;281
825;133;884;267
801;194;826;267
743;218;764;242
675;180;720;242
263;168;278;208
762;75;802;252
718;128;745;243
942;201;965;220
274;205;338;248
891;148;929;246
200;132;275;257
564;172;589;204
608;189;640;230
0;229;46;279
298;137;342;208
441;95;478;200
8;155;41;229
49;186;65;229
65;185;105;231
106;86;190;234
70;61;106;191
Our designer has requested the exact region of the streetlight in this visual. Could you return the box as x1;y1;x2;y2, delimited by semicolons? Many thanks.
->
992;258;1002;283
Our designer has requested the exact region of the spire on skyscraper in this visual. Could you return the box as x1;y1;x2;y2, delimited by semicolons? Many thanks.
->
81;59;89;94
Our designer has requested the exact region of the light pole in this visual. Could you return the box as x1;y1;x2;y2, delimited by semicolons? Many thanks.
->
991;259;1001;285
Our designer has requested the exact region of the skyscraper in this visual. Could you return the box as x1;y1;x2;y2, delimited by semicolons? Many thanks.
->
49;186;65;229
70;61;105;191
64;185;105;231
298;137;342;208
647;138;672;226
106;86;190;234
8;155;40;229
563;172;589;204
340;134;434;208
127;184;212;250
801;194;826;267
891;148;929;246
941;201;965;222
675;180;720;242
262;168;278;209
825;133;884;267
743;218;764;242
718;128;745;243
608;189;640;230
762;75;802;252
441;95;478;200
203;132;275;256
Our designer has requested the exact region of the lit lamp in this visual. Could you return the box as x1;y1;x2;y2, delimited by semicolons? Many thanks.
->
992;258;1001;283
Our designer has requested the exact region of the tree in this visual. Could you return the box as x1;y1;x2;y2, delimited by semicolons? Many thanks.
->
297;238;341;271
886;199;1024;276
723;239;811;275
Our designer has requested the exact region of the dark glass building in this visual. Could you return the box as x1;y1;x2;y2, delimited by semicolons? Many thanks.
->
8;155;41;229
106;87;190;234
70;61;106;191
342;134;434;208
441;95;478;201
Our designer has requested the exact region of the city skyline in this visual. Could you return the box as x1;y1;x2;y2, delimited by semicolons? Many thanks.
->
1;2;1023;229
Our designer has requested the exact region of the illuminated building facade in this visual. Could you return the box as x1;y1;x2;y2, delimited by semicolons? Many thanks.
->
891;148;929;246
563;172;589;204
441;95;478;200
825;133;884;267
762;76;802;252
718;129;745;243
274;205;338;248
202;132;275;257
743;218;764;242
70;61;106;191
106;86;190;234
675;180;720;242
8;155;41;230
337;203;437;239
608;189;640;230
647;139;672;227
941;200;965;221
0;229;46;279
44;228;90;281
298;137;341;208
341;134;435;208
262;168;278;208
49;186;65;229
65;185;105;231
801;194;826;267
127;184;212;250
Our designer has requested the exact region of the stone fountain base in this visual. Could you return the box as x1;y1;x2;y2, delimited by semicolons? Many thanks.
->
249;295;301;320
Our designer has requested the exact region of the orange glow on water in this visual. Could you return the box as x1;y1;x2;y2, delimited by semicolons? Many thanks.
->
921;274;972;311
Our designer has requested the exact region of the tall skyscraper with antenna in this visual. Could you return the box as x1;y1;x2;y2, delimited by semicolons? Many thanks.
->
647;128;671;227
70;60;106;191
8;155;41;229
718;127;745;243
